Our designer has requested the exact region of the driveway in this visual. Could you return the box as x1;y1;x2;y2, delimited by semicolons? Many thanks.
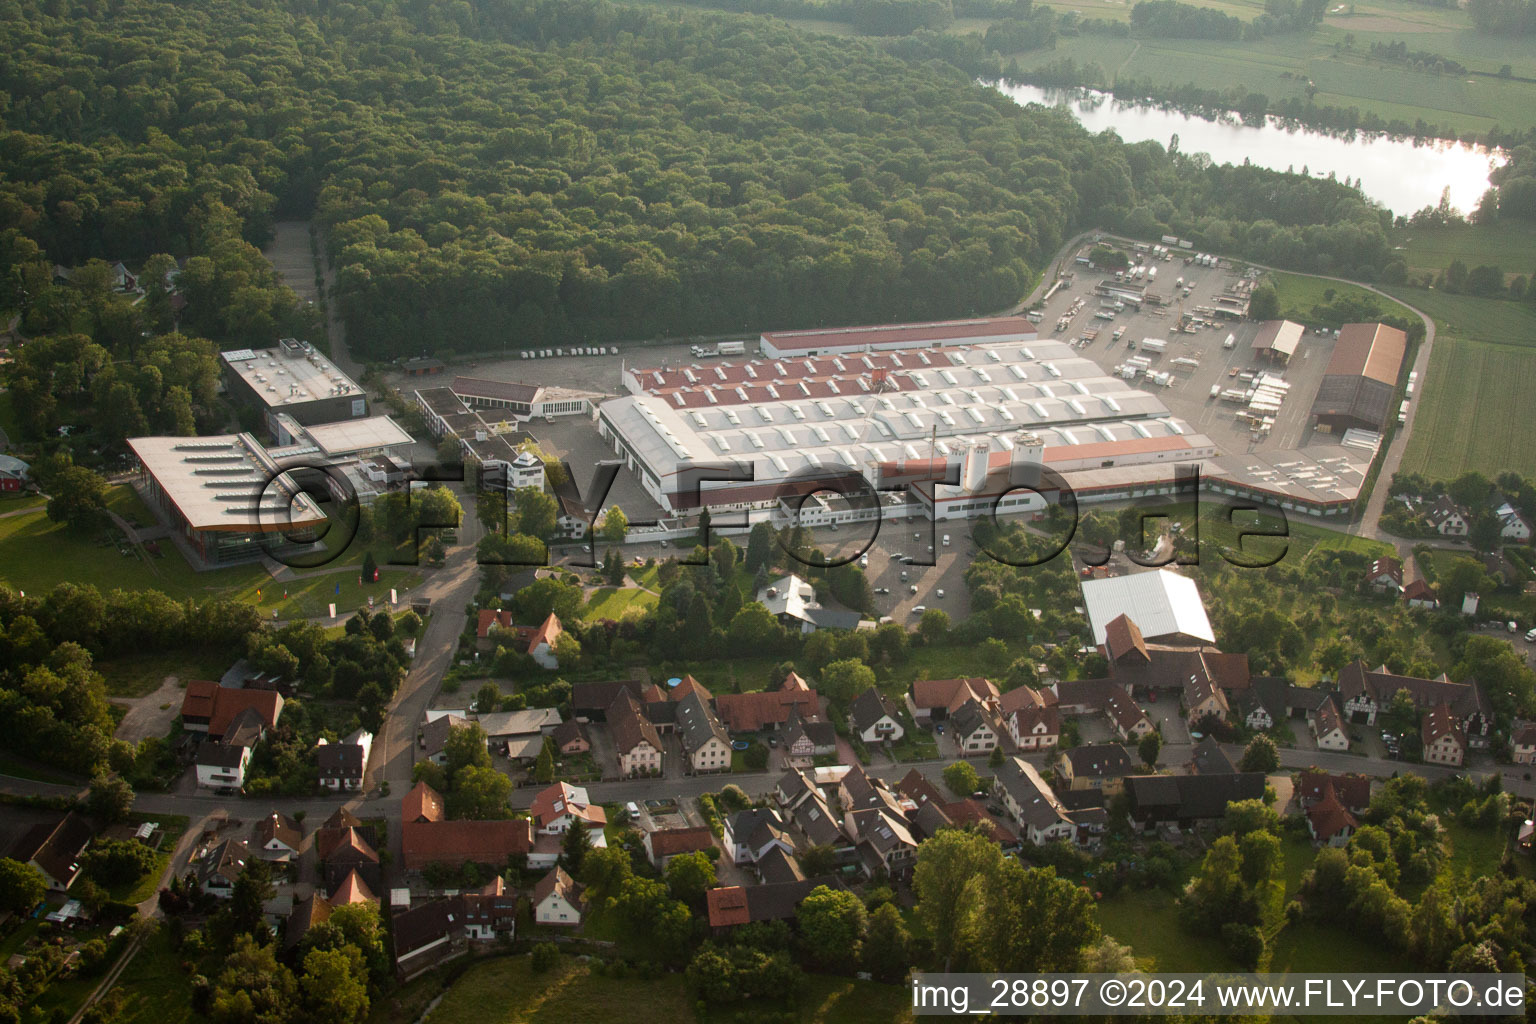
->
112;676;186;745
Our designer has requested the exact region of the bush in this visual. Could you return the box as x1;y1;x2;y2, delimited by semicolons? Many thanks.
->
531;942;560;972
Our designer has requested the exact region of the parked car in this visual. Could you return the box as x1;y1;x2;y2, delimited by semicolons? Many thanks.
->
936;589;945;598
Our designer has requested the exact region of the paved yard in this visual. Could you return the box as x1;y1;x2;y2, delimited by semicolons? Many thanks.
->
112;676;186;745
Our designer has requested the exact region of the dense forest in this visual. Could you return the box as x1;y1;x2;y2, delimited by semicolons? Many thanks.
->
2;0;1401;361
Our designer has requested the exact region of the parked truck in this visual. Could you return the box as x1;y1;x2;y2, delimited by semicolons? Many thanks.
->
1139;338;1168;354
718;341;746;356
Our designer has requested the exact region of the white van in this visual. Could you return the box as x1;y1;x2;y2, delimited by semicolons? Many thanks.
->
1223;333;1236;349
942;534;950;546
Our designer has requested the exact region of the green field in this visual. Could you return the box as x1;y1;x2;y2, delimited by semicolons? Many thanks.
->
584;586;658;620
1388;287;1536;479
1389;222;1536;280
1266;272;1421;326
0;495;424;619
97;649;235;698
389;953;917;1024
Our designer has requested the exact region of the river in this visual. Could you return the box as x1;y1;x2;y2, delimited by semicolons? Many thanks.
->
993;82;1505;217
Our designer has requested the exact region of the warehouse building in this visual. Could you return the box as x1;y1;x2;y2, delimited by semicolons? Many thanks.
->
1251;320;1304;364
449;377;596;420
222;339;367;436
1309;323;1407;434
128;434;329;567
599;337;1214;519
757;316;1036;359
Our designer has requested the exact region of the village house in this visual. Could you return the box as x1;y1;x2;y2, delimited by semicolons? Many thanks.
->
641;826;716;869
607;689;663;776
198;838;253;900
1403;578;1439;610
713;675;822;734
948;698;999;755
1426;495;1469;537
531;866;586;926
994;756;1075;845
724;808;794;865
1058;744;1135;796
848;687;904;744
676;691;733;773
16;813;94;891
1364;556;1404;594
1495;500;1532;542
1123;773;1267;831
905;677;999;726
252;812;303;862
1512;722;1536;765
316;729;372;791
1313;695;1350;751
418;712;472;766
1337;660;1492;747
1421;703;1466;767
781;706;838;767
1305;778;1358;847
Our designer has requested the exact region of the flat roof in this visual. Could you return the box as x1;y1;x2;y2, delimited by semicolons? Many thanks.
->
283;415;413;457
129;433;328;533
760;316;1036;353
221;341;363;408
601;338;1203;488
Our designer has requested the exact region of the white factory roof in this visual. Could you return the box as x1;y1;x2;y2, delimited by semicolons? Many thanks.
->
291;415;413;458
1080;569;1215;646
128;433;327;532
601;339;1200;485
221;340;363;408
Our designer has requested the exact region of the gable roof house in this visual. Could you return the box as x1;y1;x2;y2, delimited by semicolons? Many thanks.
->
947;698;999;755
1313;695;1350;751
1364;556;1404;594
1426;495;1469;537
677;691;733;773
1123;773;1267;830
317;729;373;791
774;766;820;812
195;731;255;791
551;718;591;755
848;808;918;879
318;825;382;895
1337;660;1492;747
1103;690;1154;741
530;782;608;835
391;898;468;979
724;808;794;865
399;782;533;871
532;866;586;926
781;707;838;767
905;677;999;725
706;878;831;932
1296;771;1371;812
1495;500;1532;542
607;689;663;777
418;713;473;766
994;756;1075;845
849;687;904;744
713;677;822;733
1058;744;1135;794
642;826;716;869
569;679;649;721
1305;778;1358;847
1402;578;1440;610
1188;735;1236;775
1513;721;1536;765
198;838;253;899
253;812;304;862
179;681;285;739
1421;703;1466;767
526;613;563;669
17;812;94;891
1007;703;1061;752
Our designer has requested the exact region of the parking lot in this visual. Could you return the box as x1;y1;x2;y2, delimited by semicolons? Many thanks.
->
1035;246;1343;457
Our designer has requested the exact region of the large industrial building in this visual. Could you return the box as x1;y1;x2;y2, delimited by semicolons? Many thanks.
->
1310;323;1408;434
1251;320;1304;364
757;316;1037;360
128;434;330;567
600;336;1216;520
222;339;367;436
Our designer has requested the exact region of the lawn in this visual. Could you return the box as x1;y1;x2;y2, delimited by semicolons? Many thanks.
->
1390;222;1536;280
584;586;657;620
1441;819;1509;880
1386;287;1536;480
386;953;917;1024
1265;272;1421;327
87;924;200;1024
97;649;234;699
1095;889;1235;971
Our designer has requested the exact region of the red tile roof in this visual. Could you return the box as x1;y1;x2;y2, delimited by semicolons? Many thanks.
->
330;868;375;906
670;674;713;702
1104;614;1149;664
528;613;562;651
402;818;532;870
1306;779;1357;842
181;683;283;738
529;783;606;831
908;677;997;713
180;680;217;721
714;688;821;733
402;781;444;823
1298;771;1370;811
646;827;715;859
706;886;751;927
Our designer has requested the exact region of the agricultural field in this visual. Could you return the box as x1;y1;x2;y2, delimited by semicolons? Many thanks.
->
1387;287;1536;480
1389;222;1536;281
375;954;918;1024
